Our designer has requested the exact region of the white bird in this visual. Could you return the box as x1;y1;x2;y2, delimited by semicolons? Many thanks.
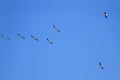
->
99;62;104;69
31;35;39;41
17;33;26;39
1;35;10;40
46;38;53;44
53;25;60;32
104;12;108;18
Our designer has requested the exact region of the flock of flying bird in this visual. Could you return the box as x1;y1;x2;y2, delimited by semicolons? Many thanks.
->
1;12;109;70
1;25;60;44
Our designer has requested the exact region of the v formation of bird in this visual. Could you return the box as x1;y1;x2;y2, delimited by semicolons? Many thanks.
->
1;25;61;44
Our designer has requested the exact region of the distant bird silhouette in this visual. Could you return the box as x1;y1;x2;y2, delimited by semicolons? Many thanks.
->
17;33;26;39
53;25;60;32
104;12;108;18
1;35;10;40
31;35;39;41
99;62;104;69
46;38;53;44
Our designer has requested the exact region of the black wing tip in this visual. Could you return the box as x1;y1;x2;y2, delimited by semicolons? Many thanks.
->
31;35;33;37
50;42;53;44
23;37;26;39
8;38;10;40
53;25;56;28
57;30;61;32
1;35;4;37
36;39;39;41
46;38;49;40
99;62;101;65
105;16;108;18
101;67;104;69
17;33;20;36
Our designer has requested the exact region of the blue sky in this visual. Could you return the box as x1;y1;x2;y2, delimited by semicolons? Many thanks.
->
0;0;120;80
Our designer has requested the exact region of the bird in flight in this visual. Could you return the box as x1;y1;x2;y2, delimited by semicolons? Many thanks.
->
46;38;53;44
1;35;10;40
99;62;104;69
53;25;61;32
104;12;108;18
31;35;39;41
17;33;26;39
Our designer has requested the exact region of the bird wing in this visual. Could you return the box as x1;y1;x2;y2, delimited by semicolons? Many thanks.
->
53;25;56;28
35;38;39;41
99;62;101;65
17;33;20;36
31;35;34;38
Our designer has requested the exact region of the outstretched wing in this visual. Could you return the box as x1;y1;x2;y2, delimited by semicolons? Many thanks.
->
31;35;34;38
17;33;20;36
49;41;53;44
6;37;10;40
21;36;26;39
35;38;39;41
57;29;60;32
1;35;4;37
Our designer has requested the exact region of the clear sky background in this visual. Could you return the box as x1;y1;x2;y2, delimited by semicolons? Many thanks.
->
0;0;120;80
